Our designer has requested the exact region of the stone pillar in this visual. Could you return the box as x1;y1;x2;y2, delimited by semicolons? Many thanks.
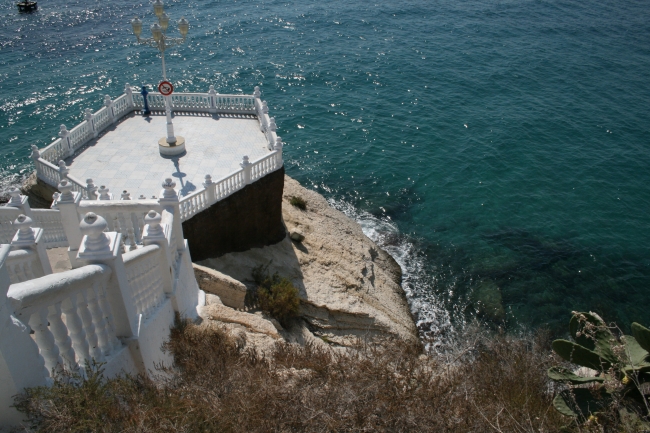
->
6;187;33;219
30;144;40;161
77;213;143;374
56;179;83;268
84;108;97;138
58;160;69;181
142;210;173;295
240;156;252;185
98;185;113;201
158;178;184;251
120;190;131;200
274;136;284;165
203;174;215;204
208;85;217;113
125;83;134;108
253;86;261;99
0;243;49;428
59;125;72;157
85;179;98;200
10;214;52;275
104;95;115;123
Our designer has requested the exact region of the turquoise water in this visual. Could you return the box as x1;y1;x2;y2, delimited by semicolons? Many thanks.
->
2;0;650;343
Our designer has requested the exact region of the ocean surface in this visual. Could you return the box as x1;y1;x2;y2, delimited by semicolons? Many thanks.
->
2;0;650;348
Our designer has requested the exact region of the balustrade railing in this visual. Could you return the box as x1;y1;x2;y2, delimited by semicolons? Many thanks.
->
8;265;119;375
123;245;166;320
214;94;255;113
112;94;130;119
31;87;283;221
6;249;43;284
179;187;210;221
0;207;22;244
31;209;68;248
162;210;180;279
77;200;161;247
170;93;211;111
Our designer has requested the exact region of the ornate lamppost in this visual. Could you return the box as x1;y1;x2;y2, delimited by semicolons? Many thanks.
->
131;1;189;155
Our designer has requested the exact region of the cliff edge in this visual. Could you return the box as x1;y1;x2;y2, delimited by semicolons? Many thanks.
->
197;175;418;347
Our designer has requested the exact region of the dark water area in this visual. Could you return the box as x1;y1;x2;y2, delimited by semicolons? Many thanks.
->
1;0;650;349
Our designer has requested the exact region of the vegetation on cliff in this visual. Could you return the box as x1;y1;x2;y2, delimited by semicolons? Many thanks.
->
14;315;569;432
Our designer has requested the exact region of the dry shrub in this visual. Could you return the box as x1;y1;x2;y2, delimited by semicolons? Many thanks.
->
14;317;567;432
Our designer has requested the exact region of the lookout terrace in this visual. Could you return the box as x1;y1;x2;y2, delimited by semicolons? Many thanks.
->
0;84;288;426
32;84;283;216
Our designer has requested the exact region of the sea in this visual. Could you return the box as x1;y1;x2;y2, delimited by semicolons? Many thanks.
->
1;0;649;350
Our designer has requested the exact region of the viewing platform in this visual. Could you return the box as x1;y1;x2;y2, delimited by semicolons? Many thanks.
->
31;84;283;222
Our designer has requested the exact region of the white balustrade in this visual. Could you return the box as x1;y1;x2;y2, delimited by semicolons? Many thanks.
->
32;209;68;248
67;121;92;153
112;94;130;119
161;210;180;278
7;264;116;373
179;187;210;220
250;150;281;182
6;249;40;284
170;93;211;112
0;207;22;243
93;106;111;132
34;159;60;187
77;200;161;247
214;169;246;202
214;94;255;113
123;244;165;319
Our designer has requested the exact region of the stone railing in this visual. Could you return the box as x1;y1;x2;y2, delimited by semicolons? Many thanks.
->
0;188;67;248
0;179;204;427
30;85;283;219
9;264;117;374
178;148;283;221
123;244;166;320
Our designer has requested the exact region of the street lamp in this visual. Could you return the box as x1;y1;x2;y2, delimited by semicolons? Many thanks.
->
131;2;189;153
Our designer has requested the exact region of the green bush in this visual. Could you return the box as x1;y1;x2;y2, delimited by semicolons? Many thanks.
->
251;264;300;325
548;311;650;431
289;195;307;210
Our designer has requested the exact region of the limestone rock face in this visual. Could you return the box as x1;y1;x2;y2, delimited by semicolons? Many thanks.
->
21;173;57;209
198;175;418;346
193;264;247;309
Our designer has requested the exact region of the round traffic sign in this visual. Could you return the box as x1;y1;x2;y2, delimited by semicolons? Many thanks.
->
158;81;174;96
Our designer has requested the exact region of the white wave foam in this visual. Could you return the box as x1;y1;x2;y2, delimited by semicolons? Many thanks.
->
327;198;462;353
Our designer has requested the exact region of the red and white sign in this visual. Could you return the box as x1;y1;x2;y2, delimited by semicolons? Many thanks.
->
158;81;174;96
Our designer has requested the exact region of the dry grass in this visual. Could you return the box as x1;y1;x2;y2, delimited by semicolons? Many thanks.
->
14;317;568;432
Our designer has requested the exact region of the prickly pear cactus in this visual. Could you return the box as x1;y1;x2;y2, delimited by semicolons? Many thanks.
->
548;312;650;429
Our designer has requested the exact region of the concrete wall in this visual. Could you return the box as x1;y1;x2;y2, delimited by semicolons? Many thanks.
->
182;167;286;261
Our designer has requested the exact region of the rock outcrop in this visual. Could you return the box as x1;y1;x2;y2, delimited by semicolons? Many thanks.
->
21;173;57;209
193;264;247;309
197;175;418;347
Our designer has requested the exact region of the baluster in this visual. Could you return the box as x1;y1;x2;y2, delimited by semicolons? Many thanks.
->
127;227;137;251
117;212;128;240
95;281;121;352
79;290;103;362
48;303;77;369
61;294;91;366
29;308;64;376
87;283;112;356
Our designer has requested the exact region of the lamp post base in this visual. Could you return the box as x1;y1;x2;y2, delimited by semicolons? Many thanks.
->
158;136;185;156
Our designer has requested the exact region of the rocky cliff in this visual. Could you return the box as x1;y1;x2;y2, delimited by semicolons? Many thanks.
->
196;175;418;348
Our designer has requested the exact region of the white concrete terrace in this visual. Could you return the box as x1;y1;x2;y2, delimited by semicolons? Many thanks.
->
66;111;269;199
31;85;284;221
